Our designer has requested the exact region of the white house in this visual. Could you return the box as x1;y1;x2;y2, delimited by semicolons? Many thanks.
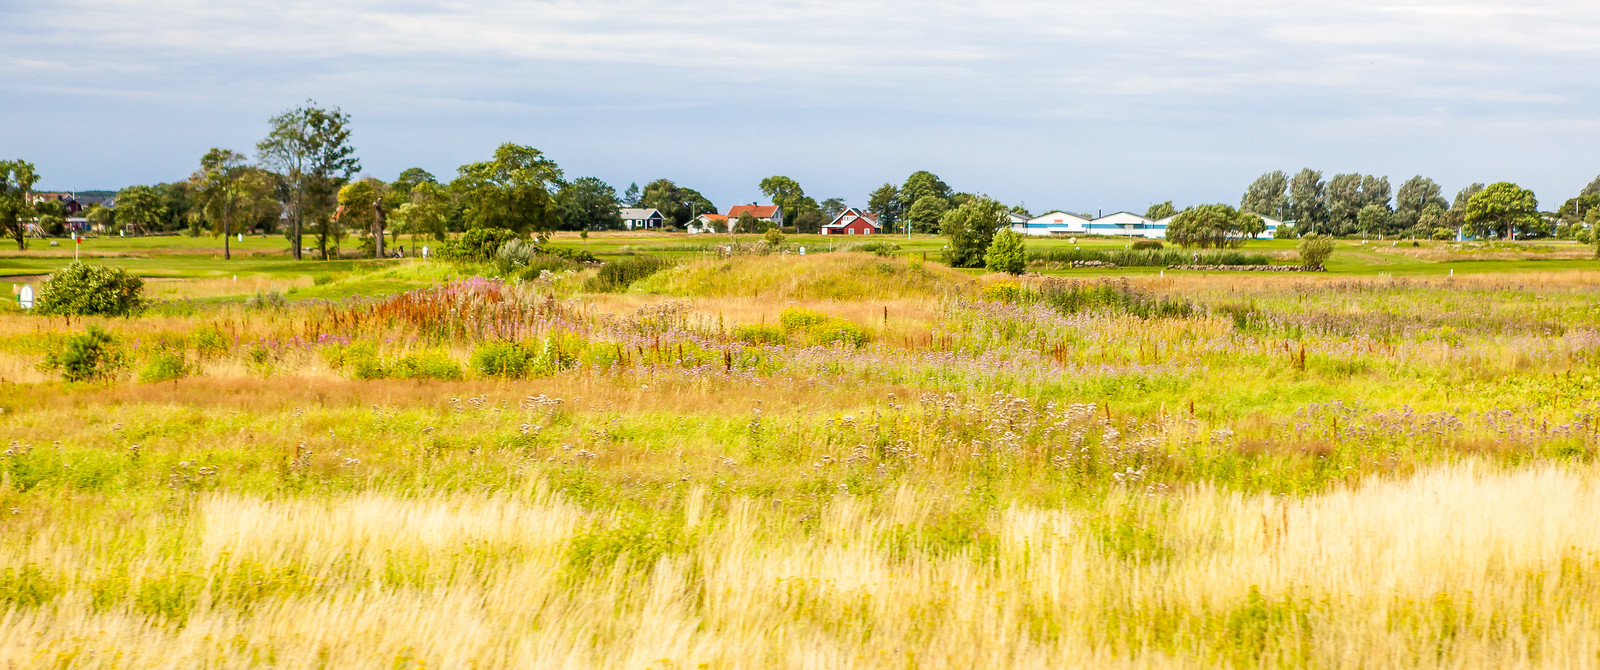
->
1013;211;1091;236
687;213;727;235
619;208;664;231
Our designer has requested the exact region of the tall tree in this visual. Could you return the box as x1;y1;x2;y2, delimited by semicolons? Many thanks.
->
1241;171;1290;220
867;184;900;232
905;195;948;235
901;171;951;210
392;168;437;196
1145;201;1176;220
189;148;251;259
1581;174;1600;198
1360;175;1392;210
940;197;1007;268
0;160;38;250
1357;204;1395;237
820;197;847;219
1167;204;1259;248
452;143;564;240
758;176;808;224
556;177;623;231
1325;173;1365;235
115;185;164;236
1395;176;1447;231
391;181;451;251
622;182;641;207
1289;169;1326;235
336;178;393;258
640;179;714;228
1465;182;1538;239
257;101;360;260
1453;183;1486;210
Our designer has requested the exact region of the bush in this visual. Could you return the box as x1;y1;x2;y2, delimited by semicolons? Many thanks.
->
192;325;229;359
734;324;786;345
496;238;579;276
1297;234;1336;270
984;228;1027;275
35;262;144;317
139;350;190;384
589;256;673;292
389;351;463;381
1026;248;1271;268
439;228;521;262
1432;227;1456;241
1130;239;1163;250
778;307;869;347
1273;224;1296;240
544;246;599;264
763;228;786;247
43;325;124;382
471;341;531;378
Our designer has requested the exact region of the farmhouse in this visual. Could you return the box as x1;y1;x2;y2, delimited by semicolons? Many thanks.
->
618;208;664;231
725;204;784;229
820;207;880;235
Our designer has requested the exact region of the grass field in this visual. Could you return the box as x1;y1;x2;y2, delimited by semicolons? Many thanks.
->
2;234;1600;667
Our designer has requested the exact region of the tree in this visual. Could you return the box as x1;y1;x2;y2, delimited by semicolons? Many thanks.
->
391;181;451;251
115;185;164;236
1241;171;1290;220
758;176;808;224
901;171;951;211
984;228;1027;274
1465;182;1538;240
0;160;38;250
622;182;641;207
820;197;847;219
85;205;115;233
155;182;197;232
640;179;714;228
905;195;948;234
557;177;622;231
868;184;900;231
188;148;256;260
1237;212;1267;239
452;143;564;241
1297;234;1335;270
1289;169;1326;235
257;101;361;260
336;178;392;258
734;211;760;234
1325;173;1364;235
1558;194;1600;224
940;197;1006;268
1357;204;1395;237
393;168;437;196
35;200;67;236
1145;201;1177;220
1395;176;1447;232
1581;174;1600;198
1360;175;1392;210
1166;204;1256;248
1453;183;1485;210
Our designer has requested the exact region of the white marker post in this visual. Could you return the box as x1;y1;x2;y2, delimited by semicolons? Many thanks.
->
18;285;33;310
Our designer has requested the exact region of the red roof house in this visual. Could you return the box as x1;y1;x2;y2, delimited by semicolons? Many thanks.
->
725;204;785;228
821;207;881;235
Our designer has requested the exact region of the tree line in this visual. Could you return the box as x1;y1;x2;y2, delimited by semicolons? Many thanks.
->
1238;169;1600;242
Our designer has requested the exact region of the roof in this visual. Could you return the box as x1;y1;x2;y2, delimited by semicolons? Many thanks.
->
823;207;880;228
1027;211;1091;224
618;208;662;219
727;205;780;218
696;214;728;222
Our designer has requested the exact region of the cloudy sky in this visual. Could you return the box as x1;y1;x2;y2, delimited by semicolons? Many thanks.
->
3;0;1599;213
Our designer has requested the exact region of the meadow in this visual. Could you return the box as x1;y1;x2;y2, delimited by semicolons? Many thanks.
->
2;232;1600;668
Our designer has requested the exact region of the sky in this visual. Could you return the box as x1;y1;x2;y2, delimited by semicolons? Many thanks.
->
3;0;1600;214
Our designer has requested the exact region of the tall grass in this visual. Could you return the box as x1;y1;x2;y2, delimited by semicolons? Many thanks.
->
1028;247;1272;267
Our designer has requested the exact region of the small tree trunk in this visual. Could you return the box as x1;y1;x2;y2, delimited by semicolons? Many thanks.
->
373;198;386;259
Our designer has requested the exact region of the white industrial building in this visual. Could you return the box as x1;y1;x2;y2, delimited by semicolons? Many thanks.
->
1010;210;1287;240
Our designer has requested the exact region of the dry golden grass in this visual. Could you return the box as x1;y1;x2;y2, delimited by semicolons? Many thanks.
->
4;464;1600;667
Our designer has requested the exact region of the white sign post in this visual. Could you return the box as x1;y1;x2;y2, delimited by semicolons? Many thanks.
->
18;285;33;310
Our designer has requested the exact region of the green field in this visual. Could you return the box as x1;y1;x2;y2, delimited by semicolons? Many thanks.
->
2;235;1600;667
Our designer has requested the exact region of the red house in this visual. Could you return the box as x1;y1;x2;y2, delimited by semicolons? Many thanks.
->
821;207;880;235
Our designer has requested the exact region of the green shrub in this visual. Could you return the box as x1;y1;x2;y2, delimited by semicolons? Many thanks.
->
544;246;599;264
589;256;673;292
192;325;229;359
1273;223;1296;240
735;324;786;345
779;308;831;332
389;351;463;381
472;341;531;378
1130;239;1164;250
138;350;190;384
1297;234;1336;270
763;228;786;247
43;325;124;382
984;228;1027;275
439;228;521;262
34;262;144;317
